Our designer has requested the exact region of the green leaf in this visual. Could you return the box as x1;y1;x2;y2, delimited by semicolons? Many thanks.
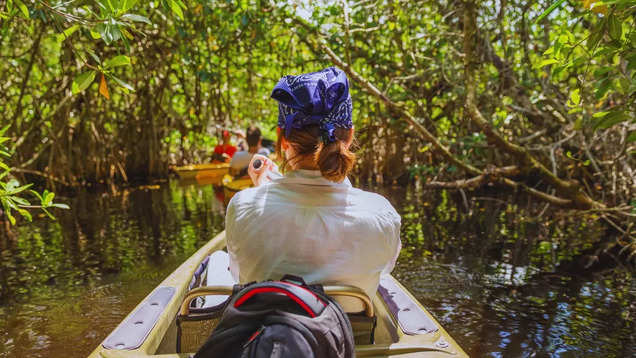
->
608;15;622;41
29;189;43;202
0;124;10;136
7;183;32;195
41;207;55;220
594;111;629;130
593;111;609;118
44;191;55;206
16;208;31;222
121;13;151;24
72;71;97;94
627;131;636;143
121;0;139;13
169;0;184;20
595;78;612;99
6;210;15;225
87;50;102;65
570;89;580;105
14;0;29;18
51;203;70;209
104;55;131;68
90;30;102;39
587;25;604;51
10;196;30;206
60;25;79;40
110;75;135;92
535;0;566;23
538;58;559;68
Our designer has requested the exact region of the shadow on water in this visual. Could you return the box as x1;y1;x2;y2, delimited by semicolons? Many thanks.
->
0;182;225;357
381;186;635;358
0;181;633;357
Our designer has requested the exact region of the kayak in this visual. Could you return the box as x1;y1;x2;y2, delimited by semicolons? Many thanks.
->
88;231;468;358
222;176;252;205
173;163;230;181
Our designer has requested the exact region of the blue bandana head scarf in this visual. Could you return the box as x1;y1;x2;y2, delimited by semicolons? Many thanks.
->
271;67;353;143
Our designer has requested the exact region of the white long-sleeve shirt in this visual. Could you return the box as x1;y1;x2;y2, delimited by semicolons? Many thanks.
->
225;169;401;298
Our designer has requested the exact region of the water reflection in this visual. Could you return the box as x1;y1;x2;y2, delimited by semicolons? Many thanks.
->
391;187;634;357
0;182;633;357
0;182;225;357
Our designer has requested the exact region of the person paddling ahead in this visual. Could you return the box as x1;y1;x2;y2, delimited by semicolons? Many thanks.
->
225;67;401;299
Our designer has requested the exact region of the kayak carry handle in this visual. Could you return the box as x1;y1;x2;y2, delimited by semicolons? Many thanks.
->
180;285;374;318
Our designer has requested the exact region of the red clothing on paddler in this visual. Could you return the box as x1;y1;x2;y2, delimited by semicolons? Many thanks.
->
213;143;237;158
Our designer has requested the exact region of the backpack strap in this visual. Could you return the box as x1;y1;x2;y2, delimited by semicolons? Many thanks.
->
234;281;327;317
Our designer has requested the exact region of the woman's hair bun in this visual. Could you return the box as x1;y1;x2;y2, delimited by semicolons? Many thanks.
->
316;129;355;183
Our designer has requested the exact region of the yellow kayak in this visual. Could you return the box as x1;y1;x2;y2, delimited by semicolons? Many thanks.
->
173;163;230;181
222;176;253;205
88;232;468;358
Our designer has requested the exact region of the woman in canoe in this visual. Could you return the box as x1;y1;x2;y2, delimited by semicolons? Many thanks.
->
225;67;401;299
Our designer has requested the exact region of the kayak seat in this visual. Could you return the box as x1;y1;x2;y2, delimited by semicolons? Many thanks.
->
177;251;377;352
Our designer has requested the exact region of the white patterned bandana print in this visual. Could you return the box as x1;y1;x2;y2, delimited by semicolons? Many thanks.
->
271;67;353;143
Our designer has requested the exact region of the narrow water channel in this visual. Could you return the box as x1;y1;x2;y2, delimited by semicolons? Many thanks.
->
0;181;633;357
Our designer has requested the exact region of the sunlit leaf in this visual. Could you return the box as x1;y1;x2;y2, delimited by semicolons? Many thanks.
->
6;210;15;225
110;75;135;92
41;207;55;220
569;89;580;106
535;0;566;23
72;71;97;94
121;28;134;40
121;0;139;13
44;191;54;206
14;0;29;18
16;208;32;222
169;0;184;20
60;25;79;40
121;13;151;24
104;55;131;68
10;196;30;206
29;189;43;202
538;59;559;68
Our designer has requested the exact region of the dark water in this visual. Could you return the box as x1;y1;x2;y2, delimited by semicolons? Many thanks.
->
0;182;633;357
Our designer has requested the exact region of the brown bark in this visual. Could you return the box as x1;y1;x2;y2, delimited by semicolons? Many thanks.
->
291;11;601;210
461;0;604;210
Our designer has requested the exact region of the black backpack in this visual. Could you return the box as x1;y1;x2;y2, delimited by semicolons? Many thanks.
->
193;276;355;358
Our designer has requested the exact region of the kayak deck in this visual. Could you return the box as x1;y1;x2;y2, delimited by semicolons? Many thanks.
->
173;163;230;180
89;232;468;358
222;176;252;205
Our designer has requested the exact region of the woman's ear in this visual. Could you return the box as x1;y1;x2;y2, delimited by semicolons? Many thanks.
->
345;127;354;148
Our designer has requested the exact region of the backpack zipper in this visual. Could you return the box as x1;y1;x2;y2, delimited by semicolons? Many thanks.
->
243;325;266;350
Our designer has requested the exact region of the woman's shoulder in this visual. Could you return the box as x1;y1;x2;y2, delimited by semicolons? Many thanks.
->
347;188;400;218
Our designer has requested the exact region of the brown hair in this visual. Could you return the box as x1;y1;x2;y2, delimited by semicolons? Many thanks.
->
276;124;355;183
246;125;262;147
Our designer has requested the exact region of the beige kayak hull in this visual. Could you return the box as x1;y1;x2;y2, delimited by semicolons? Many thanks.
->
88;232;468;358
